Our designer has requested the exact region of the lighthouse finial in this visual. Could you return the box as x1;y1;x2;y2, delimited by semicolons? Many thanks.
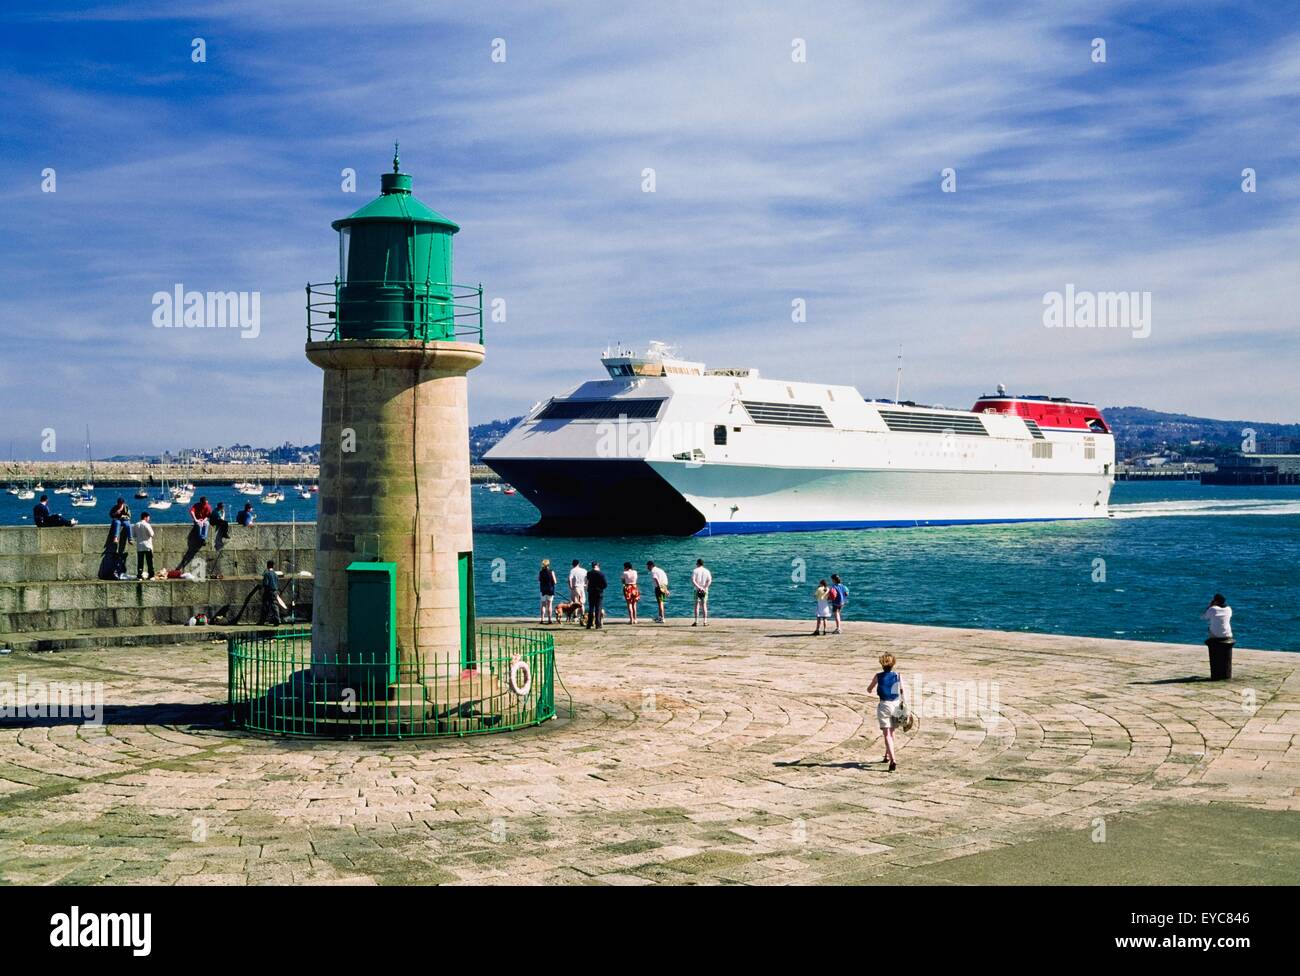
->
393;141;401;173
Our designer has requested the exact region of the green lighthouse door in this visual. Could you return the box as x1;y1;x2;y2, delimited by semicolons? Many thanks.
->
346;561;398;693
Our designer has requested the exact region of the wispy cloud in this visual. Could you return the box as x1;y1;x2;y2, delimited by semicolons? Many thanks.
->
1;0;1297;457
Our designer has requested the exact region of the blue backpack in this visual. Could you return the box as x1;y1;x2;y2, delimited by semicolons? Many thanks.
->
832;583;848;608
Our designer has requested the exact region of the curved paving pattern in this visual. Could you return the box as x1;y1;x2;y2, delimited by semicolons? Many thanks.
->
0;620;1297;885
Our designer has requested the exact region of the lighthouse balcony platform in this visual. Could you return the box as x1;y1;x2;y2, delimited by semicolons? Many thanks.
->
306;279;483;343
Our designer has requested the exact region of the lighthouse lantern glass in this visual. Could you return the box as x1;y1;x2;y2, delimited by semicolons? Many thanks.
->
338;227;350;283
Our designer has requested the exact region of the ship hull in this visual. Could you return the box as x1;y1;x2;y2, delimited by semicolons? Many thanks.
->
487;457;1110;536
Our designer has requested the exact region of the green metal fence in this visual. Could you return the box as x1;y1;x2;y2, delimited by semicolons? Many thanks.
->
228;626;559;738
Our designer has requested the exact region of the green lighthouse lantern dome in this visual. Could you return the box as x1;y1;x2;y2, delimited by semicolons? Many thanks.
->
325;144;473;342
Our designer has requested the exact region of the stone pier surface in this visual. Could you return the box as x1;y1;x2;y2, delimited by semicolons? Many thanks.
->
0;619;1296;886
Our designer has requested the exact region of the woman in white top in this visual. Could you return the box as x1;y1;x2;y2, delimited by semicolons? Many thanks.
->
1202;593;1233;640
1202;593;1234;680
812;580;832;635
621;562;640;623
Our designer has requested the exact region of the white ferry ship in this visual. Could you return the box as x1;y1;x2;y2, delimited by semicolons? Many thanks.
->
485;342;1115;535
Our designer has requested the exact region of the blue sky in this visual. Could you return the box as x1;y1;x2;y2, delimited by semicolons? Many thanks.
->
1;1;1298;458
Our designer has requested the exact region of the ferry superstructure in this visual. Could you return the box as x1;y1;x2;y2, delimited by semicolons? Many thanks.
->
485;343;1115;535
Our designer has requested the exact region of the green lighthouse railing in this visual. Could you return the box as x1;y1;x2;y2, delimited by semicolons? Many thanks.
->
228;626;561;738
306;279;484;344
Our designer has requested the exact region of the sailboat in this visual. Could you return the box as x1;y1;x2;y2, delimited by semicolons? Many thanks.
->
80;427;95;491
134;473;150;500
70;490;97;507
264;466;284;504
148;454;173;510
16;483;35;501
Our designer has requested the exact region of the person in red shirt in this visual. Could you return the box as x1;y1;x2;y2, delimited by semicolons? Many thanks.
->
190;496;213;543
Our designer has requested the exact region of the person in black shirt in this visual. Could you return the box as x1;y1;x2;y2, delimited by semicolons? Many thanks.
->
585;561;608;630
258;560;282;626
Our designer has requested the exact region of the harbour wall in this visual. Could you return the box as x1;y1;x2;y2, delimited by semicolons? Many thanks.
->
0;522;314;635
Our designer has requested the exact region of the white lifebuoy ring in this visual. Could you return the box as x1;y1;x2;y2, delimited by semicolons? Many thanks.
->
507;656;532;697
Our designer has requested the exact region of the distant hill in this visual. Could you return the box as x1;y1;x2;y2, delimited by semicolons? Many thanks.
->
1103;406;1300;459
470;416;523;463
471;409;1300;463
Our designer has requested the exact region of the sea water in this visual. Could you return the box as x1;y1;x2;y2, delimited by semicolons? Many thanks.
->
5;481;1297;651
471;481;1300;652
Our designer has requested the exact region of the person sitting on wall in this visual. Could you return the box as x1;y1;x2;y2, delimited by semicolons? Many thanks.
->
236;502;256;527
189;495;213;543
33;494;76;528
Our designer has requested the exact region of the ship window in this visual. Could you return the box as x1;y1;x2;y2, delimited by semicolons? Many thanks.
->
714;425;727;445
1024;419;1045;440
1032;442;1054;459
740;401;834;428
536;398;665;421
877;410;988;436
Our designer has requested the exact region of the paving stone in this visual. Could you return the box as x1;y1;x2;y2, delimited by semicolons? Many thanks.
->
0;618;1297;884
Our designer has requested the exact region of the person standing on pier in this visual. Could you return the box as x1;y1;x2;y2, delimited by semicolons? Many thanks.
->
868;653;905;772
585;561;607;630
621;562;640;624
538;558;557;624
812;580;832;635
691;558;712;627
647;560;668;623
258;560;283;626
829;574;848;635
567;559;587;616
133;511;155;580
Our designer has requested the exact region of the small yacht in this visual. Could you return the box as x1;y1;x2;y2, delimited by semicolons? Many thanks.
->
54;483;75;494
70;491;97;507
16;487;35;501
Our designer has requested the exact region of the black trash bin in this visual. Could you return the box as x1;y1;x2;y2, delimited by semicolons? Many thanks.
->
1206;638;1234;680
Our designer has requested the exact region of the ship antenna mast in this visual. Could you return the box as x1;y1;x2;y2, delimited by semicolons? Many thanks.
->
894;346;903;403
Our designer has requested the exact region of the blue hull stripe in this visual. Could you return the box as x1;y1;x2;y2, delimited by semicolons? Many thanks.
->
695;516;1094;536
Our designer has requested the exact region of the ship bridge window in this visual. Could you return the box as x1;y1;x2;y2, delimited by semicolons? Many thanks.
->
536;398;665;421
877;410;988;436
740;400;834;428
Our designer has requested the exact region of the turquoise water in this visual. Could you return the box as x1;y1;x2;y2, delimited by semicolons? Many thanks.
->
2;486;320;528
7;481;1297;651
470;482;1300;652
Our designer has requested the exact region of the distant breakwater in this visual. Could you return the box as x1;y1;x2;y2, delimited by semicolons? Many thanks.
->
4;461;501;485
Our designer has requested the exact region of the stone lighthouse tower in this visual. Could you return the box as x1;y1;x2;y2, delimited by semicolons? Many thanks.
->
306;146;484;686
